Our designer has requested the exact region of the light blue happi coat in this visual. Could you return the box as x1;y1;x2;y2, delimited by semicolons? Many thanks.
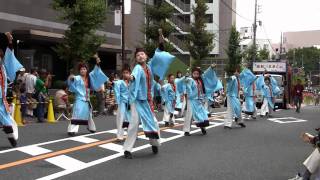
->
270;76;281;96
174;77;186;109
114;80;131;123
243;84;256;112
161;83;176;114
0;48;23;126
202;67;219;108
240;69;257;113
129;64;160;138
153;81;161;98
185;77;209;127
256;75;280;109
226;75;241;118
68;65;108;123
149;48;175;80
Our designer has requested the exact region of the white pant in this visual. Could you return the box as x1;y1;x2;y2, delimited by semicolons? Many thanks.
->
242;101;257;118
224;97;243;127
123;104;161;152
183;101;192;132
180;96;187;115
5;117;18;140
116;107;126;140
260;98;272;116
67;118;96;133
304;148;320;179
204;99;210;114
163;105;175;123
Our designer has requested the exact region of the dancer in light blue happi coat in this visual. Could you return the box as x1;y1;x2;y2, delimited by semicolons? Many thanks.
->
67;55;109;136
161;74;177;127
240;68;258;119
0;32;23;147
224;68;246;129
113;66;131;141
122;42;175;158
174;71;186;117
183;65;219;136
256;75;281;117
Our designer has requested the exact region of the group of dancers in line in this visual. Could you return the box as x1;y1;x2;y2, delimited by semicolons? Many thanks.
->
63;42;281;159
0;32;280;160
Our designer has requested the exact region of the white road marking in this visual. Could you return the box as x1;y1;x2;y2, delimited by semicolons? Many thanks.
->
99;143;123;152
36;121;225;180
0;130;114;154
267;117;308;124
18;146;52;156
70;136;100;144
162;129;184;135
45;155;87;170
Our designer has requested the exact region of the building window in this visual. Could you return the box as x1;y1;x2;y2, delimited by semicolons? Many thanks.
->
205;14;213;23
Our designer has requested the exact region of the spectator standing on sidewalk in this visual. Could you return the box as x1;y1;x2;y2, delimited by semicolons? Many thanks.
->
96;83;106;115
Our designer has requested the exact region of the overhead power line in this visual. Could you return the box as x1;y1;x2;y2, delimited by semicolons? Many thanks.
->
220;0;253;22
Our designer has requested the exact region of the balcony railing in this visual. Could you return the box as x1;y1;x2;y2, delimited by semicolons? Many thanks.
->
165;0;190;13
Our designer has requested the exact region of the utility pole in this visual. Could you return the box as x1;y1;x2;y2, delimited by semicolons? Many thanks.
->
252;0;258;69
279;32;283;60
121;0;126;65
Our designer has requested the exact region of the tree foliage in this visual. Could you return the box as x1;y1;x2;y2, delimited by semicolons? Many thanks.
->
187;0;214;68
259;46;270;60
143;1;174;57
225;25;242;76
286;47;320;74
52;0;107;66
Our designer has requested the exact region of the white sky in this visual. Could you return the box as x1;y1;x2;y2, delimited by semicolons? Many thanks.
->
236;0;320;43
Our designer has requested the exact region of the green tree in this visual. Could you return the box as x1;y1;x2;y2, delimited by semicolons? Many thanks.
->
144;1;174;57
225;25;242;76
286;47;320;74
187;0;214;68
258;47;270;60
52;0;107;67
242;44;261;63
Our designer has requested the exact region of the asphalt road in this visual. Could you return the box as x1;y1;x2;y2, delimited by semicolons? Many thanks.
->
0;106;319;180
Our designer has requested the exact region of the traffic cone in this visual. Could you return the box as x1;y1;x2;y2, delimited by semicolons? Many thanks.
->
47;100;56;123
12;95;17;104
14;100;24;126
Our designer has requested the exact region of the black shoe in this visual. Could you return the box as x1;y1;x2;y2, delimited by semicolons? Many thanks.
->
115;139;124;143
184;132;191;136
152;146;158;154
8;138;17;147
68;132;76;136
164;122;170;127
238;123;246;128
87;128;96;133
252;116;257;120
234;118;238;123
124;151;133;159
201;127;207;135
224;126;232;129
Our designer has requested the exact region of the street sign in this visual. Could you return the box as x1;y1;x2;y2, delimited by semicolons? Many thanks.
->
253;62;286;72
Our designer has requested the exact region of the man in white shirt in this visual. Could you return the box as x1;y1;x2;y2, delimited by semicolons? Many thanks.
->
25;68;37;116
